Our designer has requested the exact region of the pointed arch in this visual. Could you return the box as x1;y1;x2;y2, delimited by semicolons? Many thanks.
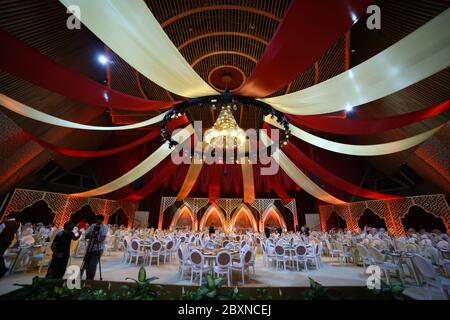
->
198;204;227;232
262;204;287;231
169;204;197;231
230;203;258;232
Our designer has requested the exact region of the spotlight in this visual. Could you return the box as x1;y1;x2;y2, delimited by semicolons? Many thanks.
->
98;54;109;65
346;105;353;112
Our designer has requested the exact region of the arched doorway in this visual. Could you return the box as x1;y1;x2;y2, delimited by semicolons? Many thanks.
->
402;205;446;232
12;200;55;225
69;205;101;225
108;208;128;227
358;209;386;229
230;204;258;233
169;205;196;231
326;211;347;230
198;204;226;232
262;205;287;231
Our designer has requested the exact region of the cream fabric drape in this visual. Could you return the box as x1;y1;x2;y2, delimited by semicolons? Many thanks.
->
241;160;255;203
265;116;443;156
72;125;194;197
60;0;217;98
0;93;167;130
176;163;204;200
261;9;450;115
260;131;346;205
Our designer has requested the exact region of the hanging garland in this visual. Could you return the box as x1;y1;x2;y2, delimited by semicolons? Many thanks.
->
160;90;291;148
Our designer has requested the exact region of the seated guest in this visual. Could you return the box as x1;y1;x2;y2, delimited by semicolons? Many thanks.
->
46;222;81;279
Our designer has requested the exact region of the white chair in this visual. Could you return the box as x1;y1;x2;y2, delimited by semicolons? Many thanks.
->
160;240;174;264
128;240;145;265
189;249;211;285
305;243;320;269
121;238;130;263
146;241;162;266
412;254;450;300
357;244;372;272
230;249;252;285
274;245;288;271
214;250;232;287
325;239;340;262
293;244;308;271
337;241;353;264
29;242;52;273
177;246;191;280
248;248;256;276
369;246;404;285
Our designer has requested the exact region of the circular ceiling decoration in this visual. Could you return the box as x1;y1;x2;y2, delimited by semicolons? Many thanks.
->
208;65;246;92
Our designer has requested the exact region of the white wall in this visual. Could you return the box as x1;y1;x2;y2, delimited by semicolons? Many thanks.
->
305;213;321;231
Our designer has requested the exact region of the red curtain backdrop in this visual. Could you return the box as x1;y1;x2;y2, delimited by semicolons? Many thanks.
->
0;29;179;111
237;0;373;97
287;100;450;135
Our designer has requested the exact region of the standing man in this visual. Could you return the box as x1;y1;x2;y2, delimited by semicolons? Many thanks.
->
46;222;81;279
208;223;215;236
0;214;21;278
82;215;108;280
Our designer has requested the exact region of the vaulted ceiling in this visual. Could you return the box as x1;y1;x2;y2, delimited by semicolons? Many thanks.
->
0;0;448;198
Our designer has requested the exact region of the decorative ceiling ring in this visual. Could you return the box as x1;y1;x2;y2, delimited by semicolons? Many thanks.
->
160;5;281;28
191;51;258;68
207;65;247;93
178;32;268;50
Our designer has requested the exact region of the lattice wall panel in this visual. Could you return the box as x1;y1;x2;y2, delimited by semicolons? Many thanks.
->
319;194;449;235
2;188;135;227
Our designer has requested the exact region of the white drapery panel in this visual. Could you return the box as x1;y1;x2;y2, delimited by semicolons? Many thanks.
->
60;0;217;98
72;125;195;197
261;9;450;115
0;93;167;130
265;116;443;156
260;131;346;205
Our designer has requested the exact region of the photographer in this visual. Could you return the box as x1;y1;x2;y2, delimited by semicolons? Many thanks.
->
46;222;81;279
83;215;108;280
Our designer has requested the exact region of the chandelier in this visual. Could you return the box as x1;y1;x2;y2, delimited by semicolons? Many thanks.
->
204;105;246;149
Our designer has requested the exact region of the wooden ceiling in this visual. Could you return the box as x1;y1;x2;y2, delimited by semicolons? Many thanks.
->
0;0;448;196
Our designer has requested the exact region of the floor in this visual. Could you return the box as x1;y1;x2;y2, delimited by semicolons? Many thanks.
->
0;251;447;300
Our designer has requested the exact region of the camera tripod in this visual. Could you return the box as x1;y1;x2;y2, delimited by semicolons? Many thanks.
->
80;228;103;281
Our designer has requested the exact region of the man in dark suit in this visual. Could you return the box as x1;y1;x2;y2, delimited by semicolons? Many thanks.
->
0;214;21;278
208;223;215;236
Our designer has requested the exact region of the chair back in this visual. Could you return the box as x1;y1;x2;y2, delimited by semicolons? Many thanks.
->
151;241;162;252
130;239;140;252
368;246;384;264
190;249;204;266
244;249;252;264
222;240;229;248
412;254;441;286
225;243;235;250
295;244;307;257
166;240;174;251
275;245;285;256
216;250;231;268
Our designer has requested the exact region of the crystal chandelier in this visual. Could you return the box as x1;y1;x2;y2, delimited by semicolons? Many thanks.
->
204;105;246;149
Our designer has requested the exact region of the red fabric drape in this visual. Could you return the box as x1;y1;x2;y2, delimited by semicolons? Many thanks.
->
23;116;188;158
208;164;223;201
237;0;372;98
282;142;402;200
288;100;450;135
0;29;180;111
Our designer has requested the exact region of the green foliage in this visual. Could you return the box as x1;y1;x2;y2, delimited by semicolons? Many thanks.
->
368;279;405;300
122;266;165;300
254;288;272;300
303;278;334;300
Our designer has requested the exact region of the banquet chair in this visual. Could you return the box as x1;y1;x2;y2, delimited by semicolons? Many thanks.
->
230;249;252;285
337;241;353;264
122;238;131;263
248;248;256;276
412;254;450;300
274;245;289;271
222;240;230;248
356;244;372;273
305;243;320;270
129;240;145;265
214;250;232;287
325;239;340;262
160;240;174;264
369;246;405;285
189;249;211;286
177;247;191;280
293;244;308;271
30;242;52;273
146;241;162;267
